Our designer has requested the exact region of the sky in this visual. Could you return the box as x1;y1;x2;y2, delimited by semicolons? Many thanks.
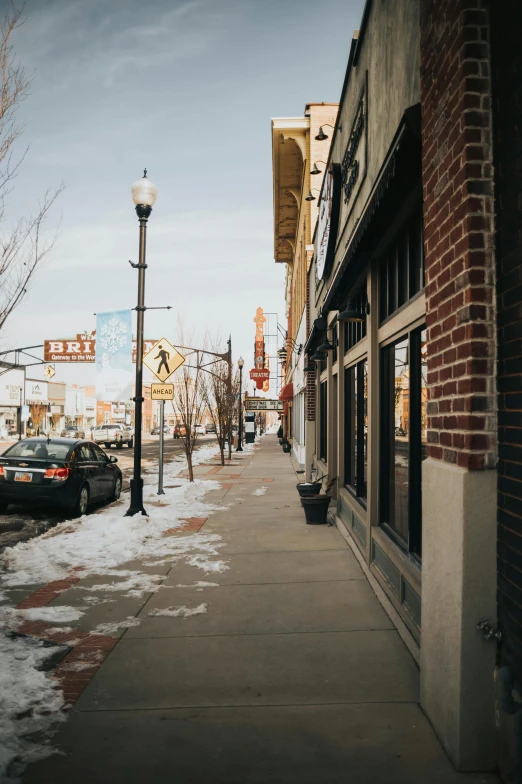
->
3;0;365;394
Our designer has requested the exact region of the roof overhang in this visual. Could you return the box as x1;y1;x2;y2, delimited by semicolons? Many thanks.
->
271;117;309;264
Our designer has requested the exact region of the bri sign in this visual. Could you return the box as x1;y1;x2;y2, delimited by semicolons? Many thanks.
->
44;335;159;362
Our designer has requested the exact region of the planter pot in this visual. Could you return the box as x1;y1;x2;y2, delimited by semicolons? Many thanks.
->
279;438;283;445
282;443;291;453
300;494;331;525
296;482;321;497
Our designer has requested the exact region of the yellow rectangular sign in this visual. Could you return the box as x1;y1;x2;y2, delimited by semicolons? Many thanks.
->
151;383;174;400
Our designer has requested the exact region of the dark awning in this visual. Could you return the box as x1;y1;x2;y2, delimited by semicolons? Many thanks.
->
279;383;294;401
322;103;422;313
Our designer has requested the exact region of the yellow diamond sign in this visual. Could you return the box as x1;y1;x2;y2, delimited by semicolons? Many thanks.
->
143;338;185;382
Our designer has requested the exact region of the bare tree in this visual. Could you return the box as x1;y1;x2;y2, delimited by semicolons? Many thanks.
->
203;355;232;466
173;325;207;482
29;401;46;434
0;6;64;334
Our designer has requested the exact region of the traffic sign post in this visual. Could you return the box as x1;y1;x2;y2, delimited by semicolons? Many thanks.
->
144;338;184;382
158;399;165;496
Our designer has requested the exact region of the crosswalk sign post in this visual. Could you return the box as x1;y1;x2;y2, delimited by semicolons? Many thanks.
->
143;338;185;382
143;339;185;496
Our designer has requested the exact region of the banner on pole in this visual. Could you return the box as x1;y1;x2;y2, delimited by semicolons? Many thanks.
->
95;310;133;402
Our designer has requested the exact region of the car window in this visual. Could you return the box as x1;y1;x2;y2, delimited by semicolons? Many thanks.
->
77;444;93;462
5;440;71;460
91;444;108;463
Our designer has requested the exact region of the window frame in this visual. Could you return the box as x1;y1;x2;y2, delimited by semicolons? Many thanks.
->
379;324;426;562
344;356;368;506
319;380;328;463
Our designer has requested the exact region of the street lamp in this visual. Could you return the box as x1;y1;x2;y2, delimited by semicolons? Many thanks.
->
236;356;244;452
126;170;158;517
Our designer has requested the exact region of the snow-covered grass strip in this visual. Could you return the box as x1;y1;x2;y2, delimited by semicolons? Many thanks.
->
0;605;84;630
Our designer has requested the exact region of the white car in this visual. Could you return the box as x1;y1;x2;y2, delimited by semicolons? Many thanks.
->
194;424;206;436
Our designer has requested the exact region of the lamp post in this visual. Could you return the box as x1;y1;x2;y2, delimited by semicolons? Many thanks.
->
236;357;244;452
126;170;157;517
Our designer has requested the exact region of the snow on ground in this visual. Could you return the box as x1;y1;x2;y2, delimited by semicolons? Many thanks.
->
0;440;228;781
0;605;84;630
176;581;219;588
253;486;267;496
0;630;66;783
91;617;142;635
148;603;208;618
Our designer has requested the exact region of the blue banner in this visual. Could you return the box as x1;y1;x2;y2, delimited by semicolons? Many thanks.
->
95;310;133;402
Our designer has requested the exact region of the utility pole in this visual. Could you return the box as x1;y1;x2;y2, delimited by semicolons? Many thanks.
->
227;336;232;460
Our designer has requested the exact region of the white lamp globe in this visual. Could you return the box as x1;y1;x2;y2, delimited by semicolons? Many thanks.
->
238;357;245;368
131;171;158;207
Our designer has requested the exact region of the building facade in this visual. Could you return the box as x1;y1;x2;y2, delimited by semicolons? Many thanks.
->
271;104;337;469
272;0;522;776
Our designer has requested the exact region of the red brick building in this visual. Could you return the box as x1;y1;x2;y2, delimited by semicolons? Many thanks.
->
274;0;522;775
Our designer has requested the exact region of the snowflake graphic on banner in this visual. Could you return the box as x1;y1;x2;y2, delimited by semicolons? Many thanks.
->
100;318;129;354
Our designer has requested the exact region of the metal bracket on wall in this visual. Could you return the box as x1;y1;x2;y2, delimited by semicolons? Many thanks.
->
476;618;502;641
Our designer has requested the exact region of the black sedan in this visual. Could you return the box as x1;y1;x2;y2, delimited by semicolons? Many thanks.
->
0;438;122;517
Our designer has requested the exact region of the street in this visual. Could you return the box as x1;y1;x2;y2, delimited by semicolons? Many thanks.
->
0;435;216;553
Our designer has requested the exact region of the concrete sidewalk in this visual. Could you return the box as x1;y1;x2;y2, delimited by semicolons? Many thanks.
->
25;435;496;783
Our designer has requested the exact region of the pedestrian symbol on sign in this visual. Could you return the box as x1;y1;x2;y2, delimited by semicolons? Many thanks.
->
155;345;170;376
143;338;185;382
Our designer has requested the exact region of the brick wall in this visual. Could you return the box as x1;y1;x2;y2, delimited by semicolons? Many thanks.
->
490;0;522;679
420;0;496;470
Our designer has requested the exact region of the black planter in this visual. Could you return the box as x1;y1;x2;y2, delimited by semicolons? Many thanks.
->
300;494;331;525
296;482;321;497
282;443;291;453
279;438;283;445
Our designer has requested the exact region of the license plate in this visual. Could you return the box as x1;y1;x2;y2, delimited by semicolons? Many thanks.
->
15;472;32;482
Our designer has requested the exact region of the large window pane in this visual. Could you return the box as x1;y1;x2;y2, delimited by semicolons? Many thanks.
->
362;360;368;501
392;338;409;543
319;381;327;463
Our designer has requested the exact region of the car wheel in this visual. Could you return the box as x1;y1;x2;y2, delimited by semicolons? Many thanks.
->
105;442;111;448
116;441;123;449
111;476;122;502
128;439;133;448
72;485;89;517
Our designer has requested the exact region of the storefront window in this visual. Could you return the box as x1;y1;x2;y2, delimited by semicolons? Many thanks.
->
319;381;327;463
379;206;424;323
380;327;426;558
344;358;368;503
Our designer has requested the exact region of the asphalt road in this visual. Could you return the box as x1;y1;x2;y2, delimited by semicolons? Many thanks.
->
0;435;217;553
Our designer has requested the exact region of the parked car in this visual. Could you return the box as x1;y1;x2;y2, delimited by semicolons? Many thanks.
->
93;423;133;449
206;423;217;434
194;424;206;436
0;437;122;517
151;425;169;435
173;424;187;439
60;426;85;439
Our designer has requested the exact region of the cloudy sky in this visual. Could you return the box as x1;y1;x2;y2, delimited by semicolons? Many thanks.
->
3;0;364;391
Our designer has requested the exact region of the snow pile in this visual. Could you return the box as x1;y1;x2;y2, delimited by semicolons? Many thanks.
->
176;581;219;588
253;486;267;496
91;617;142;636
148;603;208;618
0;629;66;783
0;478;225;588
0;605;84;630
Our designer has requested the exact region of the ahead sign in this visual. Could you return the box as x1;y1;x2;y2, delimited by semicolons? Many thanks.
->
244;398;284;411
143;338;185;382
151;383;174;400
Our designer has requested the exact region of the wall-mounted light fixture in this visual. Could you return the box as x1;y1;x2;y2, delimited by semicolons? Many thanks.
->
305;188;320;202
315;123;342;141
310;160;328;175
337;299;370;322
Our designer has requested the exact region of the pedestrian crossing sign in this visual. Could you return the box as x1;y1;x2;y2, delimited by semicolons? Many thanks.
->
143;338;185;382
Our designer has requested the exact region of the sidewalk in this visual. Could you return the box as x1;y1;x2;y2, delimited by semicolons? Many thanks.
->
24;435;496;783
